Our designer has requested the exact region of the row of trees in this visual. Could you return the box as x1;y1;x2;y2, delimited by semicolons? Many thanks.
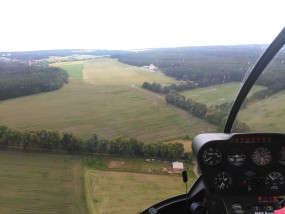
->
165;91;250;132
0;62;68;100
0;126;185;159
142;81;197;94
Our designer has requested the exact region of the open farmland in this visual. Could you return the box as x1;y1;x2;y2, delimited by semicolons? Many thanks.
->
0;151;86;214
51;61;84;79
85;170;189;214
83;155;194;214
180;82;266;106
0;59;215;141
83;58;177;86
238;90;285;132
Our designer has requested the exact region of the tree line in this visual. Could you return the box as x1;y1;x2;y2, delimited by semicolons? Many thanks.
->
120;45;285;98
0;126;185;160
142;82;250;132
142;81;197;94
249;68;285;102
165;91;250;132
0;62;68;100
118;45;265;87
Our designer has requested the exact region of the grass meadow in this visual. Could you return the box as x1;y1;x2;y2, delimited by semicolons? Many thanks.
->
238;90;285;132
180;82;266;106
85;170;188;214
83;155;194;214
0;151;87;214
0;59;215;141
82;58;177;86
0;151;194;214
50;61;84;79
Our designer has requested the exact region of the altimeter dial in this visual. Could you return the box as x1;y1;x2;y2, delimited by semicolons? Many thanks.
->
214;172;233;191
202;147;222;166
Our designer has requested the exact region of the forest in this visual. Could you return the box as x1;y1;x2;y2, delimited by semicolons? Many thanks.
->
0;62;68;100
121;46;285;102
118;45;265;86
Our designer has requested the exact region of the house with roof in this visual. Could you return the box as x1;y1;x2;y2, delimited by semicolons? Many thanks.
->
172;161;184;173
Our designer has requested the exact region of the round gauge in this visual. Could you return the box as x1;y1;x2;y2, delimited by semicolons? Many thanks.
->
251;147;272;166
202;147;222;166
278;146;285;165
265;172;285;191
231;203;245;214
227;148;246;166
214;172;233;191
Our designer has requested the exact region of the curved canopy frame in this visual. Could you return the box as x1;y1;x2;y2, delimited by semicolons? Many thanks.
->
224;27;285;133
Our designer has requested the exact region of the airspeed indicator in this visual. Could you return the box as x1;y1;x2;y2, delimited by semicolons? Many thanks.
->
202;147;222;166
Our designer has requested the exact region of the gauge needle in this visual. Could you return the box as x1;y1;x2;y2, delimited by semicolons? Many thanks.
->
269;175;275;181
206;157;212;161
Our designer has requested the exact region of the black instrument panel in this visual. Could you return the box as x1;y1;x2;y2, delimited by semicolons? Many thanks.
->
192;133;285;196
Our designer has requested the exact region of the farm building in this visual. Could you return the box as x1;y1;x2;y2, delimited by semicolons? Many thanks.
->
142;64;158;72
172;161;184;173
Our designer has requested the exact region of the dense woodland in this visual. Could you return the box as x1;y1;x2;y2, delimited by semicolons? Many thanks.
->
120;46;285;98
118;45;267;86
0;126;186;160
0;62;68;100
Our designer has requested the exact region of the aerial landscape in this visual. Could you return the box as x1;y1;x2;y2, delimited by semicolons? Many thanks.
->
0;0;284;213
0;44;285;213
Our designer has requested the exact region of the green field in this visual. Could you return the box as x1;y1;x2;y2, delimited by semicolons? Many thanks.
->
50;61;84;79
0;59;215;141
83;155;194;214
238;90;285;132
83;58;177;86
85;170;188;214
0;151;194;214
0;151;87;214
180;82;266;106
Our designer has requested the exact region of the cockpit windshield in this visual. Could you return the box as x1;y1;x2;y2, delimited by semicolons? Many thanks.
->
237;45;285;133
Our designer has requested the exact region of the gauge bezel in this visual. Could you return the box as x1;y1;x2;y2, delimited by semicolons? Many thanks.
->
251;147;272;166
264;171;285;191
213;171;233;191
202;146;222;166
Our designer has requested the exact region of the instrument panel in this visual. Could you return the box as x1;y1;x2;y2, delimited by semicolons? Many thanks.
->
192;133;285;196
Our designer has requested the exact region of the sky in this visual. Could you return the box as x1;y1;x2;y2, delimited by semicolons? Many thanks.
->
0;0;284;52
